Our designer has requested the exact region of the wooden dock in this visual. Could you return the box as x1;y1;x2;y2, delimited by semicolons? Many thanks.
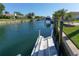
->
31;30;57;56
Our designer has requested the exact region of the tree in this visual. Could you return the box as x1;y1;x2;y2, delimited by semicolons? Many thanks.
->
53;12;60;20
53;9;67;21
5;11;9;14
59;9;67;20
35;16;42;21
26;12;35;22
31;12;35;17
65;12;73;23
0;3;5;15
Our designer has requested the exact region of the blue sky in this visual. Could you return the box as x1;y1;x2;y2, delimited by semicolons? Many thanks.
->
3;3;79;16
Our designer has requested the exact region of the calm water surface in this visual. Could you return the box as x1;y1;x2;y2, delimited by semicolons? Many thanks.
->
0;20;53;56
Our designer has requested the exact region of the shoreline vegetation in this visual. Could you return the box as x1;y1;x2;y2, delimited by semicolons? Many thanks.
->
0;19;31;25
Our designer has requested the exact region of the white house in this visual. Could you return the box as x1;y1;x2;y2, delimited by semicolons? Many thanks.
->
70;12;79;19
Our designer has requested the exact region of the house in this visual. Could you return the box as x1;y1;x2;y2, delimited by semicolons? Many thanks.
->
3;14;13;17
70;12;79;19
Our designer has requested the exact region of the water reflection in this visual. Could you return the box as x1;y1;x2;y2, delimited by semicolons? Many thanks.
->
0;20;53;56
0;26;6;38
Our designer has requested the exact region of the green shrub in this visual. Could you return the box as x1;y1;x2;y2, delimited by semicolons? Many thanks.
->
0;15;11;19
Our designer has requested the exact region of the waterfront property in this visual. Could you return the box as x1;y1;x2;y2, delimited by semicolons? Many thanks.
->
70;12;79;20
1;3;79;56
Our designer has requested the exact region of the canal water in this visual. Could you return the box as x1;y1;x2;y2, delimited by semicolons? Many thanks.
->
0;20;53;56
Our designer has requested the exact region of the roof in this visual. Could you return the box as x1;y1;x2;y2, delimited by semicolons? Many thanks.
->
70;12;79;16
3;14;13;16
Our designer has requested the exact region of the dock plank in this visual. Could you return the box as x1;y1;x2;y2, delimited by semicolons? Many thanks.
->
31;36;57;56
31;36;43;56
38;36;48;56
47;37;57;56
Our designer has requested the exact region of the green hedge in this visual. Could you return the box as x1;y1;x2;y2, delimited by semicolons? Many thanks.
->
0;15;11;19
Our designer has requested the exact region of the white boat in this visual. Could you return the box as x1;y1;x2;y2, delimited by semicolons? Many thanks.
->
46;20;51;24
45;16;51;25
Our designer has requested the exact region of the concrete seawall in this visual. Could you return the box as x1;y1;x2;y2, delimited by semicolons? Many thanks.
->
0;20;29;25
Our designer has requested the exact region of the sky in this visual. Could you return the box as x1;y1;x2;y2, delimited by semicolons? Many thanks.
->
3;3;79;17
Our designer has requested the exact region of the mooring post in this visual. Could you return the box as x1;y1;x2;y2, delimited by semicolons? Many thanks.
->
53;18;55;38
53;17;58;38
39;30;40;37
58;20;63;56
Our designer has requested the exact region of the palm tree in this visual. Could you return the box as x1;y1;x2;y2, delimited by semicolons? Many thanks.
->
26;12;35;22
53;9;67;21
53;12;60;20
0;3;5;15
31;12;35;18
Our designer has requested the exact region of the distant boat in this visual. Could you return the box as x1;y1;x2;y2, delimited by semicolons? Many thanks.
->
45;16;52;25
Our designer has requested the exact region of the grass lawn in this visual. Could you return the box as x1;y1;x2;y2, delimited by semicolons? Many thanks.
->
63;25;79;48
73;19;79;23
